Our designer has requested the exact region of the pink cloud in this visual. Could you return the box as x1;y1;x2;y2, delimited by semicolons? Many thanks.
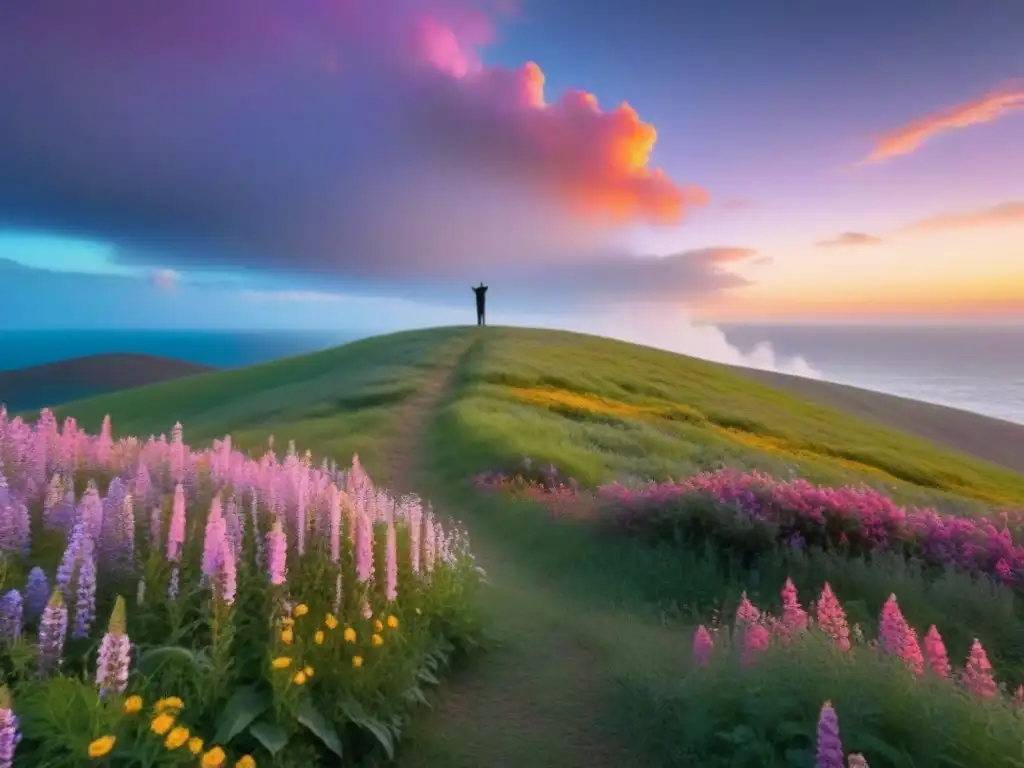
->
863;81;1024;164
815;232;884;248
900;201;1024;233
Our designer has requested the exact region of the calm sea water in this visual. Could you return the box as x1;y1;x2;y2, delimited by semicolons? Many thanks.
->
1;326;1022;426
722;325;1024;426
0;330;366;371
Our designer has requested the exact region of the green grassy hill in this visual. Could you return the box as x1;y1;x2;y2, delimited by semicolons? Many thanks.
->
44;326;1024;766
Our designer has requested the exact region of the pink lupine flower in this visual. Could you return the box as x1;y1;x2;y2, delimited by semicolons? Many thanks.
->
385;522;398;603
922;625;950;679
901;627;925;677
267;521;287;586
95;596;130;697
741;622;771;666
692;625;714;666
816;701;844;768
847;755;869;768
202;495;226;578
166;484;186;562
217;539;237;605
878;594;909;657
816;583;850;651
329;484;341;563
355;513;374;584
781;577;809;633
735;592;760;627
962;638;998;698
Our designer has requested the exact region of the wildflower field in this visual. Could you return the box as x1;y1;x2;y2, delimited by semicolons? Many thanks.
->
0;406;483;766
11;326;1024;766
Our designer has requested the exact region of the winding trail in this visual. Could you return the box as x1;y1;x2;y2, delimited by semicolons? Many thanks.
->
386;332;678;768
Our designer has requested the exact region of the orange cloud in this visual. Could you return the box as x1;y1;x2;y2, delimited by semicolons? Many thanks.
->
901;201;1024;233
863;81;1024;164
815;232;884;248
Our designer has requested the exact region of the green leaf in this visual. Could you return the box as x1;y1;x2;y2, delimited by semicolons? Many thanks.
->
213;686;271;745
297;697;344;759
356;716;395;760
136;646;212;675
417;667;440;685
249;721;289;756
401;685;431;708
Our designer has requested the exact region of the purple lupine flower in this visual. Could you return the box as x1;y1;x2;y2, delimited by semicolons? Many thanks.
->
73;545;97;639
167;567;180;601
24;568;48;620
267;521;287;585
55;523;87;602
816;701;844;768
0;686;21;768
224;498;242;558
38;591;68;674
95;596;131;697
166;483;186;562
385;522;398;603
101;491;135;574
0;591;22;642
77;482;103;541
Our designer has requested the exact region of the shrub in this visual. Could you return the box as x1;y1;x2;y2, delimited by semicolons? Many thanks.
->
622;578;1024;767
0;407;484;765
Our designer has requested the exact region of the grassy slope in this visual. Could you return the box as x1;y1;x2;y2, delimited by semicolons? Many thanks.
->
47;326;1024;766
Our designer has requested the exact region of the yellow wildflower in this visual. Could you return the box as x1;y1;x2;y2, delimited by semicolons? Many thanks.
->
280;628;294;645
201;746;227;768
294;603;309;617
280;617;295;628
235;756;256;768
343;627;356;643
386;615;399;629
293;670;307;685
123;695;143;714
150;713;175;735
324;613;339;629
88;735;116;758
371;633;384;647
154;696;185;714
313;630;325;645
415;607;421;615
303;665;314;677
352;655;363;668
165;726;190;750
373;619;384;633
271;656;292;669
188;737;205;755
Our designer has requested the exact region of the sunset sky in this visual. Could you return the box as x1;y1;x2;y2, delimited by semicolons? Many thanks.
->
0;0;1022;330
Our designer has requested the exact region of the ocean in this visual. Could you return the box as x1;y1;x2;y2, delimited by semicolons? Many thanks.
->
1;325;1022;426
721;324;1024;426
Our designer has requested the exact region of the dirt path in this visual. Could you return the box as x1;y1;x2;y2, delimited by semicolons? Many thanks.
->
386;332;675;768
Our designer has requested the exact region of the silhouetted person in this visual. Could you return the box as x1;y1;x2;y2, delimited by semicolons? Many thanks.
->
472;282;488;326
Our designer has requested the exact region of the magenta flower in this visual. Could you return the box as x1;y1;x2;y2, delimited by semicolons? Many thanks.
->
355;513;374;584
816;583;850;652
741;622;771;666
692;625;714;666
781;577;809;634
735;592;760;627
922;625;950;679
816;701;844;768
202;494;226;578
267;521;287;586
385;522;398;603
95;596;131;697
217;539;237;605
962;638;998;698
878;594;909;657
